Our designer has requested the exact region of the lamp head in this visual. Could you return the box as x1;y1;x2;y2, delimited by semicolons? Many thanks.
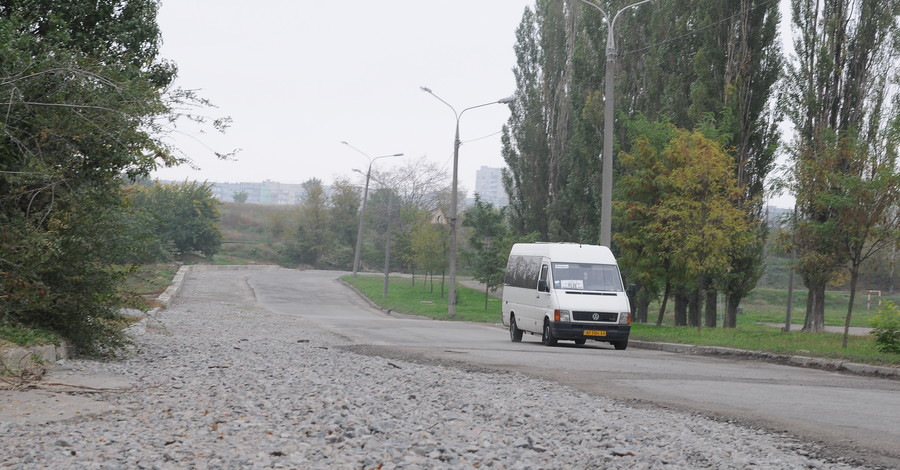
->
420;86;433;94
498;95;515;104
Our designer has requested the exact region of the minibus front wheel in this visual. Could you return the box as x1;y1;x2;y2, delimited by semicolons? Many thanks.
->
542;320;558;346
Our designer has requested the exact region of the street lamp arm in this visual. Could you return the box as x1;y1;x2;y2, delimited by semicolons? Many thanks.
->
575;0;608;20
420;86;459;120
612;0;652;26
368;152;404;173
575;0;653;52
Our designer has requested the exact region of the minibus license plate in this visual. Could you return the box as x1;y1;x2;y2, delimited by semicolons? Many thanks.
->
584;330;606;337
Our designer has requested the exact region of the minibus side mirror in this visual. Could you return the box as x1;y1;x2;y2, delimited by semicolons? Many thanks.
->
626;284;637;298
537;280;550;293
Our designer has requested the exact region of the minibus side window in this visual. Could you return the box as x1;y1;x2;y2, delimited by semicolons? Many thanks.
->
538;264;550;292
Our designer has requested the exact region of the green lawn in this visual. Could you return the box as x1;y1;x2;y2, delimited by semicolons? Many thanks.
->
342;274;502;323
342;275;900;367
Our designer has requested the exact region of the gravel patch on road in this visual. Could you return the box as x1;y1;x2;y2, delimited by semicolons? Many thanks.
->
1;297;875;469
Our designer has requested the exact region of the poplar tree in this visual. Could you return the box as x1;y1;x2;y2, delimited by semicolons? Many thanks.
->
503;5;553;239
783;0;900;332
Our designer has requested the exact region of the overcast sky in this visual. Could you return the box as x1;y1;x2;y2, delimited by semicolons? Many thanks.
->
152;0;533;198
153;0;795;208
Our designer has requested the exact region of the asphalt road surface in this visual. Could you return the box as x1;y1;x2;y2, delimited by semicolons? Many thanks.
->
198;267;900;468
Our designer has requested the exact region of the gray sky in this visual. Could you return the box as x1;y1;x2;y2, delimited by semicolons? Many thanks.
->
152;0;534;198
153;0;795;208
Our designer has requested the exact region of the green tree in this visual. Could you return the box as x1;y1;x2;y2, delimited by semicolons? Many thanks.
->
0;1;223;353
503;5;553;239
290;178;331;267
409;217;448;295
833;133;900;347
617;123;747;327
131;181;223;259
614;117;677;324
463;195;514;309
329;178;361;267
232;191;249;203
782;0;900;332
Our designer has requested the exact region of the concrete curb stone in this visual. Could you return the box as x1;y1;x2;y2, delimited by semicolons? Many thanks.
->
629;339;899;378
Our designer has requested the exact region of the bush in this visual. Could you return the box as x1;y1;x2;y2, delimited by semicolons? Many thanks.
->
131;181;223;259
870;301;900;354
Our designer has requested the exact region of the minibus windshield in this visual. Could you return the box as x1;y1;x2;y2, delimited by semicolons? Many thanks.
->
551;262;623;292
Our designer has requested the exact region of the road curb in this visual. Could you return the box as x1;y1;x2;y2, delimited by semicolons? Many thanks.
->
629;340;899;378
0;342;69;377
156;265;193;308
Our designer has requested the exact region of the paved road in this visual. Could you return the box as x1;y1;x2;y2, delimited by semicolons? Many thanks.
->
230;268;900;467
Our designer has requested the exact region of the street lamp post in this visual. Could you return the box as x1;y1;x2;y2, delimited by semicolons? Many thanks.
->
353;170;396;298
342;141;402;276
576;0;652;247
421;87;513;317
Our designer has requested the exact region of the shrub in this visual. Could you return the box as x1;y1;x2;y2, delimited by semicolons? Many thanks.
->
870;301;900;354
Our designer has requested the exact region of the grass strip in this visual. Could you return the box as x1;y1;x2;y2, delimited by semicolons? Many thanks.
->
342;275;900;367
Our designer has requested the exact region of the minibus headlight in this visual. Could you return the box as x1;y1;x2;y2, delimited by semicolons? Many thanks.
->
554;309;570;322
619;312;631;325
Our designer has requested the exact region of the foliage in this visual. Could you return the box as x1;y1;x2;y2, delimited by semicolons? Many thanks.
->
232;191;249;203
871;301;900;354
130;181;223;259
0;321;60;347
0;187;144;355
781;0;900;332
616;118;748;326
0;1;227;354
462;195;514;308
282;178;332;267
328;178;361;252
502;5;552;239
408;216;448;291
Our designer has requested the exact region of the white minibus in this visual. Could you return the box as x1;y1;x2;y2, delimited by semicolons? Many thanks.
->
501;243;632;349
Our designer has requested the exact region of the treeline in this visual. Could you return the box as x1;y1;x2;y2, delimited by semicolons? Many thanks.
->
254;161;527;295
501;0;900;333
0;2;226;354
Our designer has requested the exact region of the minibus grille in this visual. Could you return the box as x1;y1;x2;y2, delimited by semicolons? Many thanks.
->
573;311;618;322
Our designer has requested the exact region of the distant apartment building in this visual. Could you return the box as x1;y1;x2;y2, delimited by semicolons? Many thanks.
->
473;166;509;208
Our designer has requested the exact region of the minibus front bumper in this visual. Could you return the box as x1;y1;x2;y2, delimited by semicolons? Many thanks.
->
550;323;631;341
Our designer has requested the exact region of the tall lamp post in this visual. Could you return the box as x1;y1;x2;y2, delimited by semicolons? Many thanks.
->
576;0;652;247
342;141;402;276
353;170;397;298
420;87;513;317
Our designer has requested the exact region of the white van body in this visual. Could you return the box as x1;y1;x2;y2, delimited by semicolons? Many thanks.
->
501;243;631;349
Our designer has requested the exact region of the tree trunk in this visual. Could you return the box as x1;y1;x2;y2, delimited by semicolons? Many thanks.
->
637;295;650;324
724;294;740;328
843;267;860;348
484;286;489;310
688;289;701;328
704;288;717;328
802;284;826;332
656;281;671;326
674;293;688;327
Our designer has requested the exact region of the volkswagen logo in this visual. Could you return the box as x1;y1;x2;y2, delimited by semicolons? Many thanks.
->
592;313;600;321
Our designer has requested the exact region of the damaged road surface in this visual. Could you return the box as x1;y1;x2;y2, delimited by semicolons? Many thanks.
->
249;268;900;469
